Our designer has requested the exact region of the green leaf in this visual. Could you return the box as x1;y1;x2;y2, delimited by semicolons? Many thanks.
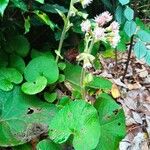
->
35;11;55;30
134;41;147;59
21;76;47;95
58;62;66;70
24;56;59;84
145;51;150;65
41;4;68;14
124;20;136;37
44;92;57;103
37;139;61;150
87;76;112;90
13;143;32;150
49;100;100;150
4;35;30;57
9;54;25;74
35;0;44;4
95;94;126;150
58;74;65;83
124;6;134;21
0;0;9;16
115;5;125;24
119;0;130;5
24;16;30;34
136;29;150;42
0;86;58;146
64;63;112;91
0;68;23;91
11;0;27;11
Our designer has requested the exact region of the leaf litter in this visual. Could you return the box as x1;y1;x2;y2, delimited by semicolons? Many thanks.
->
93;51;150;150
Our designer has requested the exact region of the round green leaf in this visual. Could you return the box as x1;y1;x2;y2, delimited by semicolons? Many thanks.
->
4;35;30;57
95;94;126;150
44;92;57;103
58;62;66;70
21;76;47;95
136;29;150;42
124;6;134;21
24;56;59;84
124;20;136;37
0;68;23;91
49;100;100;150
36;139;61;150
0;86;58;147
9;54;26;74
58;74;65;83
134;41;147;59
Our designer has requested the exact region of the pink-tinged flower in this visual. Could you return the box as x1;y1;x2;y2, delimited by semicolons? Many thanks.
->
93;27;106;40
81;0;93;8
107;21;120;33
95;11;112;26
81;20;91;32
108;32;121;48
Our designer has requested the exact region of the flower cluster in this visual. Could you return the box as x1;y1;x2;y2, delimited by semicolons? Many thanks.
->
80;11;120;48
81;0;93;8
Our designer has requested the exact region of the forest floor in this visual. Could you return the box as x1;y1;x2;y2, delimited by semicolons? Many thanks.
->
97;50;150;150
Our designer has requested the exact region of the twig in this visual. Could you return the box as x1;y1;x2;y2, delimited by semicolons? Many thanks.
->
122;35;134;81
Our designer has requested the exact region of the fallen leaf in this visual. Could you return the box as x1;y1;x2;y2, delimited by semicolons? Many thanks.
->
111;84;121;98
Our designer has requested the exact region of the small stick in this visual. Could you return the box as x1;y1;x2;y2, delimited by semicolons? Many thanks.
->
122;35;134;81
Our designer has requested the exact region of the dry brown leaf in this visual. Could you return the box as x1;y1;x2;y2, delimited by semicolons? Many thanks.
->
111;84;121;98
127;82;142;90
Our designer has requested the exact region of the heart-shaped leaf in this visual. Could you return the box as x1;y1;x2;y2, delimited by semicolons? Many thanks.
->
21;76;47;95
0;86;58;147
0;68;23;91
24;56;59;84
49;100;100;150
36;139;61;150
124;6;134;21
4;35;30;57
44;92;57;103
94;94;126;150
119;0;129;5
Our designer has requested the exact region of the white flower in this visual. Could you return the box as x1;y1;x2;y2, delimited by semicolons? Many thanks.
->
108;32;121;48
95;11;112;26
93;27;106;41
107;21;120;33
81;20;91;32
81;0;93;8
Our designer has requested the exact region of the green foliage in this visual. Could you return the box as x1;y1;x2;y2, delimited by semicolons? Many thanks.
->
36;139;61;150
0;0;9;16
0;86;58;146
49;100;100;150
95;94;126;150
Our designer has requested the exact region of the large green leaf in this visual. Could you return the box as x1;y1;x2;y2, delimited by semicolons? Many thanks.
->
134;40;147;59
36;139;61;150
0;86;58;147
124;20;136;37
94;94;126;150
115;5;125;24
4;35;30;57
10;0;27;11
0;68;23;91
49;100;100;150
24;56;59;84
95;94;126;150
0;0;9;16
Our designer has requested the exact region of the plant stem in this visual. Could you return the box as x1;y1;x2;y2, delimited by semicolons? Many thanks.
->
114;48;118;77
56;1;72;62
122;35;134;81
80;39;95;100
